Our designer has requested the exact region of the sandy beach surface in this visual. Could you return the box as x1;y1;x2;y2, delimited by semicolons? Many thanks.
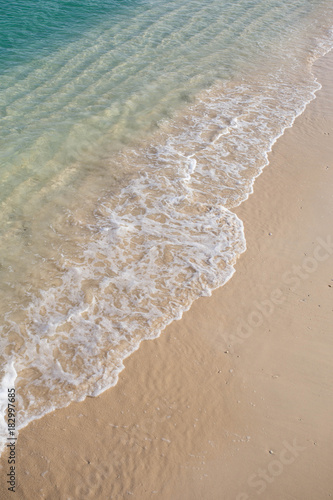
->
1;50;333;500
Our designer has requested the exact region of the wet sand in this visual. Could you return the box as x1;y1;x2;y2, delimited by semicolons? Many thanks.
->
1;50;333;500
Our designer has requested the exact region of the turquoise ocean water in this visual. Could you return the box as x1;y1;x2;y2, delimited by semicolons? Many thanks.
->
0;0;332;449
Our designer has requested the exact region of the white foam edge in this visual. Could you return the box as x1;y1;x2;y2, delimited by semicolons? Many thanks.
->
0;361;17;456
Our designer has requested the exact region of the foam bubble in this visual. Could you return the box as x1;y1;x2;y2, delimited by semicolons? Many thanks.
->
0;362;17;455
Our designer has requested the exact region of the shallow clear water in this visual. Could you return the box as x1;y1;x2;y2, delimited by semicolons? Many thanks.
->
0;0;332;449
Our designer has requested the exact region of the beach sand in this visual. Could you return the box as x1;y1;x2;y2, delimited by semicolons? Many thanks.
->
1;50;333;500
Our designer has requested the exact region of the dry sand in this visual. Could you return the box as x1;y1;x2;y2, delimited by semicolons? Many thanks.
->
1;50;333;500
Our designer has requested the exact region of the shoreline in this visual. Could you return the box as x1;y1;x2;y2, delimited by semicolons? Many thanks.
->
1;49;333;499
1;20;332;450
